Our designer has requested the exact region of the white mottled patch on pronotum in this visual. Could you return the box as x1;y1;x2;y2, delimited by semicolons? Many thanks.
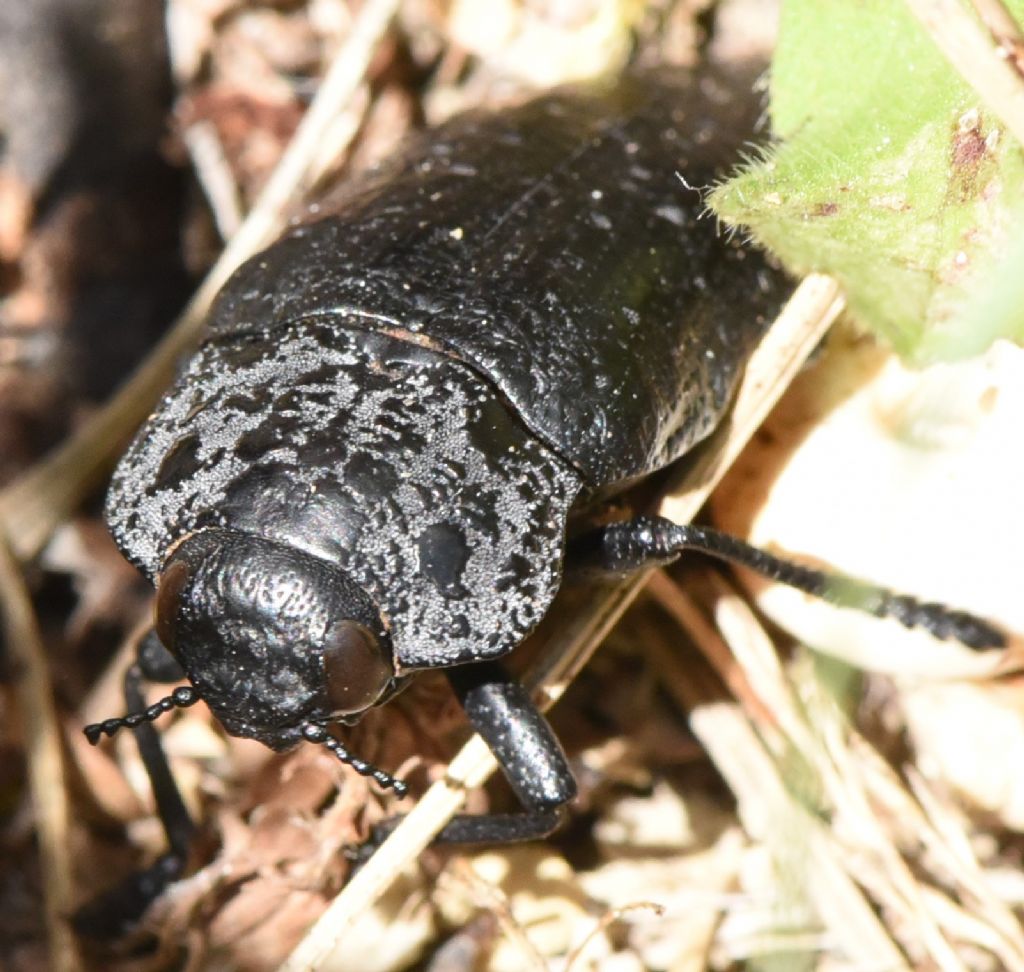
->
107;318;582;671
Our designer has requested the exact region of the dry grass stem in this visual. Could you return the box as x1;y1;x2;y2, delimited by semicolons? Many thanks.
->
814;689;969;969
971;0;1024;70
0;534;80;972
563;901;666;972
678;579;947;965
690;702;910;970
446;859;550;972
905;767;1024;966
645;569;776;725
181;121;246;240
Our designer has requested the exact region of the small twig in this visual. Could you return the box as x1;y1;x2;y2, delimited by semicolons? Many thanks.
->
277;274;845;971
645;569;777;728
0;534;80;972
307;84;372;189
445;859;550;972
181;121;245;240
564;901;665;972
905;0;1024;145
0;0;402;565
970;0;1024;74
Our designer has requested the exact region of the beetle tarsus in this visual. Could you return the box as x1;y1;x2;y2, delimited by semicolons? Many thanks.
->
349;806;569;866
427;808;568;845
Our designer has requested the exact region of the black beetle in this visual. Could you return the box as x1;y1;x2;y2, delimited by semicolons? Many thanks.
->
86;64;1004;891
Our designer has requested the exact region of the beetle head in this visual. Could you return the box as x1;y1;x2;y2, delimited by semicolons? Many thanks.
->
151;528;398;753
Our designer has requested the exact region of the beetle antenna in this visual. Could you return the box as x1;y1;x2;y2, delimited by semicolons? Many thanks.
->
84;686;201;745
302;723;408;797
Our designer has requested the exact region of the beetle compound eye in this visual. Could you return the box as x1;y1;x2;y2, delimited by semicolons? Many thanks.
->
155;557;192;652
323;620;393;715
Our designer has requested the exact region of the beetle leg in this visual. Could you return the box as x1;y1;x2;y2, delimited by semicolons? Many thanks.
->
126;630;196;860
75;631;195;937
357;662;575;856
136;626;187;684
570;515;1005;650
439;660;577;842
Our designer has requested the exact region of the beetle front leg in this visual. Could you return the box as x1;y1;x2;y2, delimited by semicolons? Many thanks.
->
358;662;575;856
569;515;1005;650
126;630;196;861
437;660;576;844
75;630;195;937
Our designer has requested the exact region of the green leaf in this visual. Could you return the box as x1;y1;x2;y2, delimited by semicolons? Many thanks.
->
709;0;1024;362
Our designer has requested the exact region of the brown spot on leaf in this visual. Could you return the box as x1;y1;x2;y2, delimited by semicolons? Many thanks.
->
951;110;994;202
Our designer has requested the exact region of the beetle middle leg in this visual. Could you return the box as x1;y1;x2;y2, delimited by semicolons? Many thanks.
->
570;515;1005;650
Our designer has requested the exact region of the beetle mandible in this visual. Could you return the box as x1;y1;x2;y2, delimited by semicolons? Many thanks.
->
87;65;1005;876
